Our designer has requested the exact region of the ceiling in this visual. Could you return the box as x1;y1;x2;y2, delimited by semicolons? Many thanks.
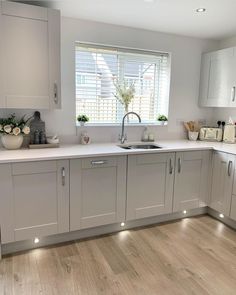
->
12;0;236;40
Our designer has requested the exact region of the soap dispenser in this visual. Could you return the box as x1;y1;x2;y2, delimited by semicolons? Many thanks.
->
223;117;235;143
142;127;149;142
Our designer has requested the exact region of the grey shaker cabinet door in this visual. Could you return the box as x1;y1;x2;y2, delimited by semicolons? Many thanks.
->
9;160;69;242
126;153;175;221
173;151;210;212
199;47;236;107
0;1;61;109
70;156;127;231
210;152;235;216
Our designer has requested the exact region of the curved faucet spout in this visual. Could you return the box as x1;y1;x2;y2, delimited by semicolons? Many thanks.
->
119;112;142;144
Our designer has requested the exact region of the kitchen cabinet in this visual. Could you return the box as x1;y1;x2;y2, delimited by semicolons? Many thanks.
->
199;47;236;107
2;160;69;243
126;153;175;221
0;1;61;109
230;195;236;221
173;151;210;212
210;151;235;216
0;164;14;244
70;156;127;231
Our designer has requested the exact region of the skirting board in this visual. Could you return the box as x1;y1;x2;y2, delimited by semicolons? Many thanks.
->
207;207;236;230
1;207;207;257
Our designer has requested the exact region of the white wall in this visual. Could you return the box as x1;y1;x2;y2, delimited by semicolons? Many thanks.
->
212;35;236;124
0;17;219;143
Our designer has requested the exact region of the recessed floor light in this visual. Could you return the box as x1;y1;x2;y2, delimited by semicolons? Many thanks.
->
121;222;125;227
196;8;206;13
34;237;40;244
183;210;187;214
219;213;224;219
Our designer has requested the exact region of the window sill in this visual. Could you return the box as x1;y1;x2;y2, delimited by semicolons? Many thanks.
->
76;122;168;127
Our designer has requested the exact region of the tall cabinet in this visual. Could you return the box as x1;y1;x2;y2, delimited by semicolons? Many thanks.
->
0;1;61;109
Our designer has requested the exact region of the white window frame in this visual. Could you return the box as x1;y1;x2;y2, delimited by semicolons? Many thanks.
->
75;42;171;126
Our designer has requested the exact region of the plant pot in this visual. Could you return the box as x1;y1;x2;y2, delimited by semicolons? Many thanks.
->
79;122;85;126
188;131;199;141
159;121;167;126
1;134;24;150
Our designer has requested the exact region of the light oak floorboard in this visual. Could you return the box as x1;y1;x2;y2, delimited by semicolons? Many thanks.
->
1;215;236;295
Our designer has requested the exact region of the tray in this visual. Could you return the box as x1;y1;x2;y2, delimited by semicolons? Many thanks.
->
29;143;60;149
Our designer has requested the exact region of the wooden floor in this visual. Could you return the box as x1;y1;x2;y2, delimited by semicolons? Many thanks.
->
1;215;236;295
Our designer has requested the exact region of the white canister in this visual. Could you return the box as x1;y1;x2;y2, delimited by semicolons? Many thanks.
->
188;131;199;141
223;125;235;143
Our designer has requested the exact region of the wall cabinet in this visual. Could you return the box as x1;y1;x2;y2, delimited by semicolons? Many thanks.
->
126;153;175;221
0;1;61;109
173;151;210;212
210;151;235;216
0;160;69;243
70;156;127;231
199;47;236;107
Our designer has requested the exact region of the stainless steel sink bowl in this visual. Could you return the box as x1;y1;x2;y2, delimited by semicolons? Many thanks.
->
118;144;162;150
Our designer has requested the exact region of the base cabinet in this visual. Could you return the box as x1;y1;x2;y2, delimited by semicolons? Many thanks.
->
210;152;235;216
126;153;175;221
70;156;127;231
0;160;69;243
173;151;210;212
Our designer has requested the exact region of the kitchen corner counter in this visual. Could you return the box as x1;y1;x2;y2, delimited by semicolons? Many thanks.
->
1;140;236;164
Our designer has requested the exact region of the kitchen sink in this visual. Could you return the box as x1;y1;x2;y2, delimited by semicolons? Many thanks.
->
118;144;162;150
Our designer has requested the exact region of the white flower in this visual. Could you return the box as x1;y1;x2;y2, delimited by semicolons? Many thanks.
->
4;125;12;134
22;126;30;135
12;127;21;136
0;124;3;131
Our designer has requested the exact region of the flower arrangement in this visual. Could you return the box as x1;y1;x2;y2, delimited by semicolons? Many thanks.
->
114;80;135;113
0;114;30;136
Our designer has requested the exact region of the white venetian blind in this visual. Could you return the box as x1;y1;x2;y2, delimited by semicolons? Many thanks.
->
75;43;170;124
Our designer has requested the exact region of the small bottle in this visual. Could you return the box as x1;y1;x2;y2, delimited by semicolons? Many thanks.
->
142;127;149;142
148;133;155;142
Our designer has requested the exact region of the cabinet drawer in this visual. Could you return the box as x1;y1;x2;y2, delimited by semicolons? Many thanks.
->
12;161;57;175
135;153;173;165
81;157;117;169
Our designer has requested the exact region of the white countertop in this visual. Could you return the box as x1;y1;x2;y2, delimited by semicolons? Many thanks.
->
1;140;236;163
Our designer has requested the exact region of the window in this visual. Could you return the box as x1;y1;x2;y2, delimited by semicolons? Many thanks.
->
75;43;171;124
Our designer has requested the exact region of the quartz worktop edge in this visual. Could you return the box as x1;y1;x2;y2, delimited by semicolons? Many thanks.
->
0;140;236;163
